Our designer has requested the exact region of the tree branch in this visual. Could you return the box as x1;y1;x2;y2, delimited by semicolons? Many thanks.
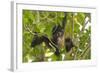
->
24;25;35;35
78;39;90;59
79;16;90;36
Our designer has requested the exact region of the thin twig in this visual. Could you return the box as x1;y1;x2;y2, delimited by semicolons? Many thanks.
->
78;39;90;59
82;48;90;59
24;25;35;35
79;16;90;37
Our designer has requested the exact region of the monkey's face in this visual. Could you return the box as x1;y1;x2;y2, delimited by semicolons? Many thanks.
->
57;32;65;48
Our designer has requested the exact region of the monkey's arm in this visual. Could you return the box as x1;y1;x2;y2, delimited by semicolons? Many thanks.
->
42;36;60;56
31;35;60;56
62;12;67;29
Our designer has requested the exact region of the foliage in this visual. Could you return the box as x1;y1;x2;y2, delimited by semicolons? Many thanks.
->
22;10;91;62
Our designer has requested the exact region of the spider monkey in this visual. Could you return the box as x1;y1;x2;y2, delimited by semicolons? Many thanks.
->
31;12;75;56
52;13;75;54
